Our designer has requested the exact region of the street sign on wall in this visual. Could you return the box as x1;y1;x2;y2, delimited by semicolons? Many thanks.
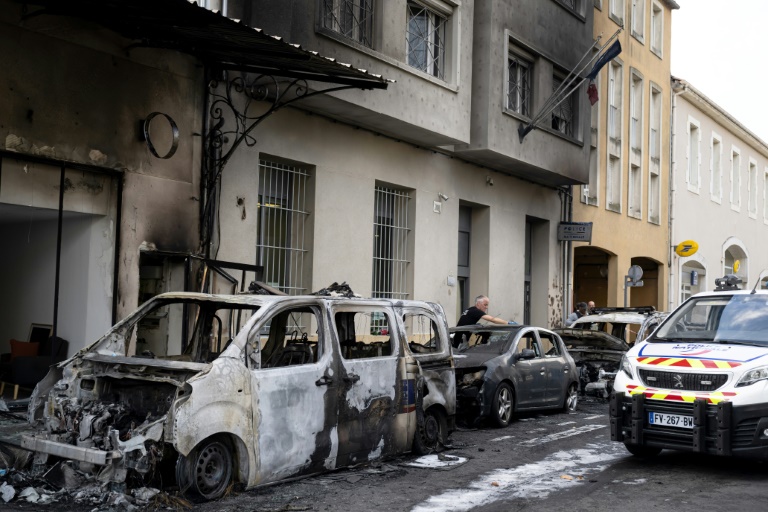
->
557;222;593;242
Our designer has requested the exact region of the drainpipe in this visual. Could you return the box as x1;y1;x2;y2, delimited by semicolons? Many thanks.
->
669;79;686;312
560;186;573;327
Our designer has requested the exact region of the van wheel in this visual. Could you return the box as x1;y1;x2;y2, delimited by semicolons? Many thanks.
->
176;436;234;501
563;384;579;412
491;383;514;428
413;408;447;455
624;443;662;457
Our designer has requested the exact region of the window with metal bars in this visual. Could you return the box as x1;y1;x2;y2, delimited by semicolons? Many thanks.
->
322;0;375;48
508;53;532;117
256;160;312;295
551;76;574;137
372;185;411;303
406;1;448;79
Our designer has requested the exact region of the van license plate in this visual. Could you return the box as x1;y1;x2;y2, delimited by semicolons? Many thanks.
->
648;412;694;429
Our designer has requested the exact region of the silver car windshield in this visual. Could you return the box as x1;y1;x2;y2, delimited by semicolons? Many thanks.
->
652;295;768;346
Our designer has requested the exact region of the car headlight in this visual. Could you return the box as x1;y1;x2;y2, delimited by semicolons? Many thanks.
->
736;366;768;387
461;369;486;385
620;355;634;379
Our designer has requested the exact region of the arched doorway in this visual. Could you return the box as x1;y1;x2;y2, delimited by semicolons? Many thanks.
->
573;246;612;308
629;257;661;309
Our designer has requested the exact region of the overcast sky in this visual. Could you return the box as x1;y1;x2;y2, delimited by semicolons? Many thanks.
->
671;0;768;142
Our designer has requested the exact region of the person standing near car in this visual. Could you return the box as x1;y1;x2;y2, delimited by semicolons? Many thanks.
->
457;295;516;326
566;302;588;326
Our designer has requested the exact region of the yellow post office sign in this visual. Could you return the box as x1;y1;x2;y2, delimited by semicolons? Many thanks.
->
675;240;699;257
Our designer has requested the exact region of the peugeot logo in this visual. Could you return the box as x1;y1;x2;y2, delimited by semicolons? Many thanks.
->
673;374;684;389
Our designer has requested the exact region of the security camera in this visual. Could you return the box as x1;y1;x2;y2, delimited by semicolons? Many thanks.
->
438;192;449;201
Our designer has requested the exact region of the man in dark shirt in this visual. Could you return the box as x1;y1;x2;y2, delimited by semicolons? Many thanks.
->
457;295;515;326
454;295;516;348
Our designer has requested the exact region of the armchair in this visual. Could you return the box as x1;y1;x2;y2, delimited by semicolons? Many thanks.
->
0;336;69;400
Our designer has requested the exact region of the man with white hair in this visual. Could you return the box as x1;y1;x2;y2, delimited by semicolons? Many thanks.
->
457;295;516;326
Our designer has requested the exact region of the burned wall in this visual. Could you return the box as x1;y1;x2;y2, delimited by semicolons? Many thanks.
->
0;2;204;328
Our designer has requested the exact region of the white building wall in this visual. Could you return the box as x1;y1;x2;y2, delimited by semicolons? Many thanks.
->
216;107;564;325
670;82;768;308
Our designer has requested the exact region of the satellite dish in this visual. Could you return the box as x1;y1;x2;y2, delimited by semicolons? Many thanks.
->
628;265;643;282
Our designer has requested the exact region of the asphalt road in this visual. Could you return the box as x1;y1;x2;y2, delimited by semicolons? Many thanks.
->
4;397;768;511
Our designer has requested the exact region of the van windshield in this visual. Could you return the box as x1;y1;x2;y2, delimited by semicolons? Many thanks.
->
652;295;768;346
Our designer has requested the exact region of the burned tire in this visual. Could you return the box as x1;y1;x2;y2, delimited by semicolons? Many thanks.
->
413;407;448;455
624;443;662;458
563;383;579;412
176;436;234;501
491;382;514;428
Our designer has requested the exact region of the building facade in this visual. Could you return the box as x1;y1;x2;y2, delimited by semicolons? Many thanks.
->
214;0;595;327
669;78;768;307
0;0;386;357
571;0;678;312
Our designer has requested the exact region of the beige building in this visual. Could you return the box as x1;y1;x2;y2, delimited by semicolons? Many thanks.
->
670;78;768;307
571;0;678;312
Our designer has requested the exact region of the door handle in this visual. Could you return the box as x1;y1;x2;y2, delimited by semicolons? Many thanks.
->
563;367;569;373
343;373;361;384
315;375;333;386
540;367;546;375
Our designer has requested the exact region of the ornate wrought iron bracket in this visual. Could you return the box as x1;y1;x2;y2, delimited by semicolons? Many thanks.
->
200;71;360;254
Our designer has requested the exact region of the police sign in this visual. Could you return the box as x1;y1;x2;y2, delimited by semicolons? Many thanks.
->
557;222;593;242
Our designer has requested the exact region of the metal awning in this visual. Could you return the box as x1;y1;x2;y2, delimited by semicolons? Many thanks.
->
19;0;390;89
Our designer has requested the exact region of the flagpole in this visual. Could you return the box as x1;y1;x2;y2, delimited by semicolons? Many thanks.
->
528;28;621;128
519;28;622;143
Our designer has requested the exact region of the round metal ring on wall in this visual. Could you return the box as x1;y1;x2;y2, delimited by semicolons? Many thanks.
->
142;112;180;159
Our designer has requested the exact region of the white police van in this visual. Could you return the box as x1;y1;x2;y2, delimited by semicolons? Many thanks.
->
611;274;768;459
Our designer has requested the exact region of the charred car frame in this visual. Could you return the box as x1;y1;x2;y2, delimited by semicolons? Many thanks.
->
20;293;455;500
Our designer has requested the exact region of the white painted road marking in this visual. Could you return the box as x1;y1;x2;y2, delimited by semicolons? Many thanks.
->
520;424;607;447
557;421;577;426
410;442;626;512
583;414;604;420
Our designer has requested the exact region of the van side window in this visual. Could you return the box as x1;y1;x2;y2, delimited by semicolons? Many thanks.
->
335;310;393;359
257;306;321;368
404;312;441;354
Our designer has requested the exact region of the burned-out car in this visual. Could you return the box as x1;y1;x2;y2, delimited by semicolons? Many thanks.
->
554;328;630;398
451;325;578;427
570;307;667;346
20;293;455;500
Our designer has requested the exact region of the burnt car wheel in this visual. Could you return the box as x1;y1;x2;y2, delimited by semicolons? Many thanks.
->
563;383;578;412
177;437;234;501
413;407;447;455
491;382;514;427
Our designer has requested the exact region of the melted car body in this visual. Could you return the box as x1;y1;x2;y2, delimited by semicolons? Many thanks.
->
21;293;455;499
555;328;630;398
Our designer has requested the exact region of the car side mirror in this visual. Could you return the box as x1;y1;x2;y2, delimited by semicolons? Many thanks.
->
515;348;536;361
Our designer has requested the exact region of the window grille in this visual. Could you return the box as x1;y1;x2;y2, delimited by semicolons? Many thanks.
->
508;54;531;117
322;0;375;47
551;77;574;137
372;185;411;301
257;160;311;295
406;1;447;79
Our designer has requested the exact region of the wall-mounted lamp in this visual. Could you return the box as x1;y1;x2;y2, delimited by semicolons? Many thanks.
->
438;192;449;201
486;176;494;187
